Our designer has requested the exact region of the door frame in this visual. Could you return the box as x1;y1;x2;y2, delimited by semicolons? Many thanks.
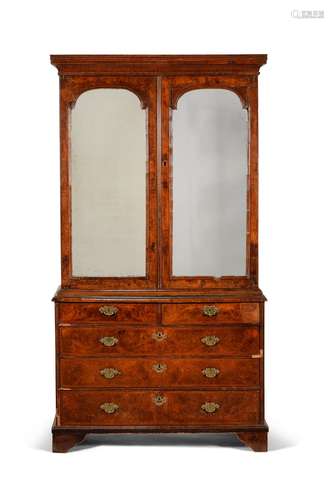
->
160;75;259;290
59;75;158;289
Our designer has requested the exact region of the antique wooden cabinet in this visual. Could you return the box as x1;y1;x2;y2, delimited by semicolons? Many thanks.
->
50;54;268;452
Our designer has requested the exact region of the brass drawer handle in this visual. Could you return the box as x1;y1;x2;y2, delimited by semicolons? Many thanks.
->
201;402;220;414
153;394;167;406
201;335;220;346
100;367;121;379
202;367;220;378
99;336;119;347
99;305;119;317
152;331;167;341
100;402;119;414
152;363;167;374
203;305;219;317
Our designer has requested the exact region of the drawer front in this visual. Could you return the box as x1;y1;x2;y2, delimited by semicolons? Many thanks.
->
59;326;260;356
162;303;260;325
60;357;259;388
58;303;158;324
60;389;260;426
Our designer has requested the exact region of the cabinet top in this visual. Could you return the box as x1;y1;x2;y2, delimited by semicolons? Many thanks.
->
50;54;267;76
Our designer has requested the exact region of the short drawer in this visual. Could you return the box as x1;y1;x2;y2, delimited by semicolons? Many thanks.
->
59;326;260;356
59;389;260;426
60;357;259;388
162;303;260;325
58;303;158;324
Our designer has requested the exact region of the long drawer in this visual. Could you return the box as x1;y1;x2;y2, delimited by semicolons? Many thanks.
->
59;389;260;426
162;303;260;325
58;303;158;324
59;326;260;356
60;357;259;388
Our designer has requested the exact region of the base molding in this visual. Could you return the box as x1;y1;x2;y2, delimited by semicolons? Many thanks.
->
52;418;268;452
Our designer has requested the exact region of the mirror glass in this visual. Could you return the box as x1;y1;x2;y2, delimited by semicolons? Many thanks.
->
71;89;146;277
172;89;248;277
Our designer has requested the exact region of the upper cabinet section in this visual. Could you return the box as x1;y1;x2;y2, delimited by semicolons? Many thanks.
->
51;55;266;291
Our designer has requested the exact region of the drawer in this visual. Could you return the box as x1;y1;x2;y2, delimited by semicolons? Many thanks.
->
59;326;260;356
60;357;259;388
162;303;260;325
60;389;260;426
58;303;158;324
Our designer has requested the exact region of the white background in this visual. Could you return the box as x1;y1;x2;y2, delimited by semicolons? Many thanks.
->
1;1;333;498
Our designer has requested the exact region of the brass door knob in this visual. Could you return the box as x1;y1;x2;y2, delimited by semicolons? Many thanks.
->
99;305;119;317
201;335;220;346
202;305;219;317
99;336;119;347
202;367;220;378
100;367;121;379
201;402;220;414
100;402;119;414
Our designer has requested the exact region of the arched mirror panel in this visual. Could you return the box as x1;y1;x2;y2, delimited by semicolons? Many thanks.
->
172;89;248;277
70;89;147;277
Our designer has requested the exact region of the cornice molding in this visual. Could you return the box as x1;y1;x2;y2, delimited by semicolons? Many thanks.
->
51;54;267;77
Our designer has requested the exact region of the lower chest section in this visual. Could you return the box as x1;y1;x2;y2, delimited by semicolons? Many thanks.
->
56;300;264;428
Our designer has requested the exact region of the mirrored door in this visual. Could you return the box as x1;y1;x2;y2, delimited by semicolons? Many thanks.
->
63;77;157;288
161;76;254;289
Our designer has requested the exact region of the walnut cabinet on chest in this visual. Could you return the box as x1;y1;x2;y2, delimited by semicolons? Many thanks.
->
50;55;268;452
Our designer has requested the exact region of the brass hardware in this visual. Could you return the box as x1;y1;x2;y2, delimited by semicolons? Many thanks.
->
202;367;220;378
152;331;167;341
201;402;220;414
251;349;263;359
100;367;121;379
152;363;167;374
201;335;220;346
99;336;119;347
99;305;119;317
100;402;119;414
153;394;167;406
202;305;219;317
